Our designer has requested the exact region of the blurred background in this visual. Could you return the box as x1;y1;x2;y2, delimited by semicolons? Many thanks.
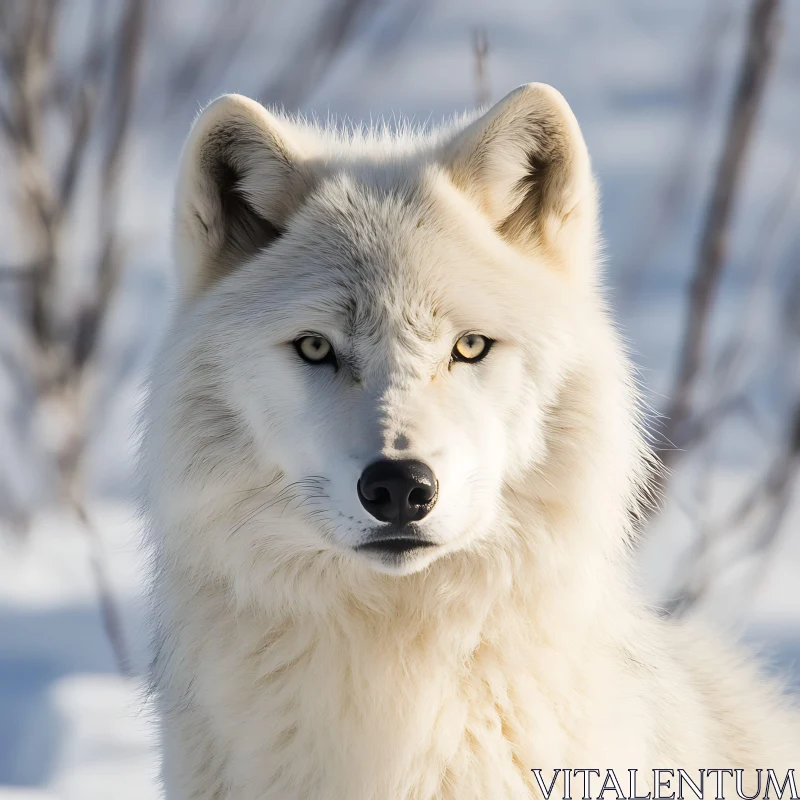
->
0;0;798;797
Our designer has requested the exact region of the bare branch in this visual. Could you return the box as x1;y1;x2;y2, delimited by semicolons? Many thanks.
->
57;84;94;211
152;0;262;118
74;500;133;677
660;0;783;466
71;0;147;374
258;0;382;108
617;0;731;308
472;28;490;109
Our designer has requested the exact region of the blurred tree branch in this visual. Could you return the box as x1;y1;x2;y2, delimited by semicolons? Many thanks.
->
661;0;782;465
663;237;800;617
617;0;731;311
472;28;490;109
0;0;147;676
616;0;800;619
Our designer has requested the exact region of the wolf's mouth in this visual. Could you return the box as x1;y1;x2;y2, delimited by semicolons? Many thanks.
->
356;537;438;556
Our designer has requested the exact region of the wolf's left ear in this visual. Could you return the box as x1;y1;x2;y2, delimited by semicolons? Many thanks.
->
444;83;598;282
174;94;315;299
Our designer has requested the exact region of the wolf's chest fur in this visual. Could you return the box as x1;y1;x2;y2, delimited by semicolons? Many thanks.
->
159;564;662;800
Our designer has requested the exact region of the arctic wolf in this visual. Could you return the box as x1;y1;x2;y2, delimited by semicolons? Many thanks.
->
142;84;799;799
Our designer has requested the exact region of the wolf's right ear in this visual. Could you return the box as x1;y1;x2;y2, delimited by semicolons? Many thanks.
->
174;94;314;299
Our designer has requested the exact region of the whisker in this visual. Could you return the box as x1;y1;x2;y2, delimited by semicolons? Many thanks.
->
225;475;333;539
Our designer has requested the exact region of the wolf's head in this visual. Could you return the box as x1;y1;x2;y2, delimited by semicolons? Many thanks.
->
146;85;649;593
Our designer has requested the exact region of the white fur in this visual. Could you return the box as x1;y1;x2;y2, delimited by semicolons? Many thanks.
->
141;85;799;799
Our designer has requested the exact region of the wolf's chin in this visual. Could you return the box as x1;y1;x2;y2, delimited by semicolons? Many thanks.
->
353;545;446;576
351;525;485;577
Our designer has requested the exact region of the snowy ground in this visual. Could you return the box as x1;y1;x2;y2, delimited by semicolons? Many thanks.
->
1;0;799;796
0;508;158;799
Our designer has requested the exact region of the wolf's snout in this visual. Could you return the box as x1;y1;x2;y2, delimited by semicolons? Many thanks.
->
357;459;438;524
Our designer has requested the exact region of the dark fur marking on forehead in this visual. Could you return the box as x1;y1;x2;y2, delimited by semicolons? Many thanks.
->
307;178;444;347
336;278;441;349
400;303;440;344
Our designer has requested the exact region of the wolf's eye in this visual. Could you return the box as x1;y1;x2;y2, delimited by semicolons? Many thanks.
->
294;335;336;367
452;333;493;364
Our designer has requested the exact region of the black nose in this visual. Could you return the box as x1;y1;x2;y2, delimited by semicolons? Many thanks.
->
357;459;438;524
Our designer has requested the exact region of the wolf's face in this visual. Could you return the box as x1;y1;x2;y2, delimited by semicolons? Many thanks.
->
165;85;603;577
207;178;584;575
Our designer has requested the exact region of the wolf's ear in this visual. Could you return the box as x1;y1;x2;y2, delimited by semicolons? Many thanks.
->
444;83;597;282
174;94;314;298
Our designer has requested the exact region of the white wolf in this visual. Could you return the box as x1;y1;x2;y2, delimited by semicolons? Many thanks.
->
141;84;799;799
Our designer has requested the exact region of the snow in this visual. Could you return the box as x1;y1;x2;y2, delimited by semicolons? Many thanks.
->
0;508;157;798
2;0;799;795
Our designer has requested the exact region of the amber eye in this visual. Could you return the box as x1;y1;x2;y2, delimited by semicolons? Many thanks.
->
452;333;493;364
294;335;336;366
